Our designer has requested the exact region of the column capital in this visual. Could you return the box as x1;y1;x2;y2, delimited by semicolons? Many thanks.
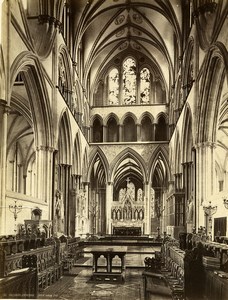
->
195;141;216;149
36;146;56;152
0;99;11;114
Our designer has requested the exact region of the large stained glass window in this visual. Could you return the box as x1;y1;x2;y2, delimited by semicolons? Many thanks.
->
123;58;136;105
140;67;150;104
108;68;119;105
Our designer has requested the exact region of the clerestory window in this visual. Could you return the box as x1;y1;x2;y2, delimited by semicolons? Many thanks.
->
107;57;152;106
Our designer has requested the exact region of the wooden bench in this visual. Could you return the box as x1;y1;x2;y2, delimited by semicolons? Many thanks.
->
22;245;63;291
0;267;38;299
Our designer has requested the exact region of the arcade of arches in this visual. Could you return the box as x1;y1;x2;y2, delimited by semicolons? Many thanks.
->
0;0;228;243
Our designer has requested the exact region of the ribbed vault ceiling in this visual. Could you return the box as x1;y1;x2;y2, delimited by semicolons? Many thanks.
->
72;0;183;94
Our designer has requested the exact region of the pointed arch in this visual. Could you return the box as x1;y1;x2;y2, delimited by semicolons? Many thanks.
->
72;132;82;175
0;45;5;99
91;114;103;142
104;112;119;126
155;112;168;141
87;146;109;183
82;147;89;182
10;51;53;147
181;105;193;163
174;130;181;174
120;112;137;125
121;113;137;142
138;111;154;124
58;44;73;91
57;110;72;165
110;147;147;183
182;37;194;98
148;146;170;183
197;42;228;143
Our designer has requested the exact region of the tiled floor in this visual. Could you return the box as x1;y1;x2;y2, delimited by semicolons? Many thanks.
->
38;245;162;300
39;268;144;300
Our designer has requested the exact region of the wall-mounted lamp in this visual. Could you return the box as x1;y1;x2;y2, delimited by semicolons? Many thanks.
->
9;200;22;221
223;198;228;209
203;201;217;217
203;201;217;233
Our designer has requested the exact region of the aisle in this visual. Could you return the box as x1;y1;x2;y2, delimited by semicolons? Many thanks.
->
38;267;143;300
38;245;161;299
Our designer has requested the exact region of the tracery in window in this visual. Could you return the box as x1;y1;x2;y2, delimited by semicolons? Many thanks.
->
140;68;150;104
108;68;119;105
123;58;136;105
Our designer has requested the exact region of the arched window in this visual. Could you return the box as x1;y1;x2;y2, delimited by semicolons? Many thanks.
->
92;118;103;142
123;116;136;142
140;68;150;104
108;68;119;105
141;116;152;141
123;58;136;105
107;117;119;142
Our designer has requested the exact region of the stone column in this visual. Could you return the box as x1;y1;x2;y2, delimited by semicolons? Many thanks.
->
136;123;141;141
0;100;10;235
195;142;216;230
119;125;123;142
83;182;90;234
103;125;107;142
106;182;113;234
35;146;55;219
144;181;151;235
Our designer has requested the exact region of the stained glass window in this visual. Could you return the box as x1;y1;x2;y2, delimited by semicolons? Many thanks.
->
140;67;150;104
108;68;119;105
123;58;136;104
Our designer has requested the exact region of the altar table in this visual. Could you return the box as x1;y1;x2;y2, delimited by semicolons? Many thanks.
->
91;246;127;282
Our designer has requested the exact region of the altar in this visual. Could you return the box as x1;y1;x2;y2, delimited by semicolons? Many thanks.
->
113;226;141;236
111;178;145;235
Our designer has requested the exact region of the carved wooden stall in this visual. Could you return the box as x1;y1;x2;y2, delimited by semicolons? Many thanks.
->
0;268;38;299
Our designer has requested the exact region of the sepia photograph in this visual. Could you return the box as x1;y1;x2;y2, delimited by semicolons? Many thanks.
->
0;0;227;299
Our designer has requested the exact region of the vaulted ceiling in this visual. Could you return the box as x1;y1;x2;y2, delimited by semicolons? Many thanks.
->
72;0;185;96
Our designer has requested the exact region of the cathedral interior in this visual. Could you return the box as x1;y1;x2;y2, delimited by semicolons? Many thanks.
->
0;0;228;299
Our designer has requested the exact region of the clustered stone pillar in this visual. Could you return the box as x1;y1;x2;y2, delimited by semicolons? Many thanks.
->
106;182;113;234
144;181;151;235
0;100;10;235
195;142;216;231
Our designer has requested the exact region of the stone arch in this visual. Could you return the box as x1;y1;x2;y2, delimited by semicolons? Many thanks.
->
58;45;73;104
82;147;89;183
197;43;228;144
140;112;154;141
88;146;109;184
91;114;103;143
110;147;147;183
57;109;72;165
104;113;119;126
106;116;119;142
174;130;182;174
10;52;53;147
182;37;194;98
72;132;82;176
155;112;168;141
138;111;154;123
148;146;170;183
181;105;194;163
0;46;5;99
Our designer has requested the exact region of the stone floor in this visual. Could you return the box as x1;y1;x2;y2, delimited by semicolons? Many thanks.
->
38;245;162;300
